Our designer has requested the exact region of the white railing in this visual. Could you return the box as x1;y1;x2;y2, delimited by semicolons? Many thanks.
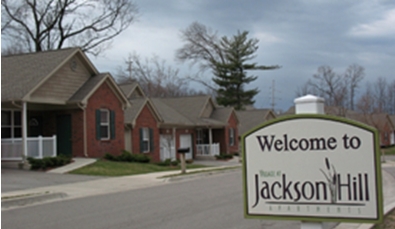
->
1;135;57;160
196;143;220;156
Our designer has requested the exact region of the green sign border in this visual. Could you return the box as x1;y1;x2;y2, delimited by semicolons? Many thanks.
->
242;114;383;224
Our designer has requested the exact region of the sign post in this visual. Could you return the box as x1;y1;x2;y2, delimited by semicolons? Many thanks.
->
242;95;383;226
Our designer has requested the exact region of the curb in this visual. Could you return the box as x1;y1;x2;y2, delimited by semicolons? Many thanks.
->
163;166;241;182
2;192;68;209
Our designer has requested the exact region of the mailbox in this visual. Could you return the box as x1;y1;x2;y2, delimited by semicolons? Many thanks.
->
177;147;190;154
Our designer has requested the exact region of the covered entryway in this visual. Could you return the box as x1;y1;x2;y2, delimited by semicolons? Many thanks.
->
179;134;193;160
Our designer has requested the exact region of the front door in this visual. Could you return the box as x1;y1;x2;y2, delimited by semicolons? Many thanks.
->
179;134;192;160
56;115;72;157
160;135;175;161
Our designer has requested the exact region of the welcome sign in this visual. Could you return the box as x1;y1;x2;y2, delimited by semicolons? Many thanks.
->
242;115;383;223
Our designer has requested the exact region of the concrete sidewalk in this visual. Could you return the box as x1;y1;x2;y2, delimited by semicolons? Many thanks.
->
1;158;241;210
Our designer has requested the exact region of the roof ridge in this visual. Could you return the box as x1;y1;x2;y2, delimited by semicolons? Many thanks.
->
2;47;80;58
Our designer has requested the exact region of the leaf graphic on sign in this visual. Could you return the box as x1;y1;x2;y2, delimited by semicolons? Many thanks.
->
320;157;338;204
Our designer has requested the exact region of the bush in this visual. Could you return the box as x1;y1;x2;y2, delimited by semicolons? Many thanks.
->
27;155;72;170
215;154;233;160
156;159;178;167
104;153;116;161
118;150;134;162
132;154;151;163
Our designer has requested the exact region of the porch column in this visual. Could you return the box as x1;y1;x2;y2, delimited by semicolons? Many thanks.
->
172;127;176;159
22;101;28;161
208;127;213;156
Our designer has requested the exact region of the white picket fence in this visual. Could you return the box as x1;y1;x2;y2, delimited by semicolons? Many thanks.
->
1;135;57;160
196;143;220;156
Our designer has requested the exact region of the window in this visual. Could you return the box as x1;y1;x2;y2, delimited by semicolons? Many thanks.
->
142;128;150;152
96;109;115;140
229;128;235;146
1;110;21;139
100;110;110;140
140;128;153;153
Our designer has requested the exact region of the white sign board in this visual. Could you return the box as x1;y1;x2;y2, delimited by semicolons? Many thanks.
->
242;115;383;223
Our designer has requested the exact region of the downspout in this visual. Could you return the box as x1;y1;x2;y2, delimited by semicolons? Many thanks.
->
78;103;88;157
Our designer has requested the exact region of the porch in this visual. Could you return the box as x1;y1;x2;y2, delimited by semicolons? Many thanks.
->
196;143;220;157
1;135;57;161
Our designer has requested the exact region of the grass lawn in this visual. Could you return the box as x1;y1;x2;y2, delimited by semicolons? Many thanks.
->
382;146;395;155
69;160;208;176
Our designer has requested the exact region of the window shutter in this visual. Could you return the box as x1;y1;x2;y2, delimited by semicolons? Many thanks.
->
149;128;154;152
96;110;101;140
139;128;143;153
110;110;115;139
228;128;231;145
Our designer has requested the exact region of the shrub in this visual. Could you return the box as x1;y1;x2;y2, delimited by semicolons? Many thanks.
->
156;159;178;166
132;154;150;163
27;155;72;170
215;154;233;160
104;153;116;161
118;150;133;162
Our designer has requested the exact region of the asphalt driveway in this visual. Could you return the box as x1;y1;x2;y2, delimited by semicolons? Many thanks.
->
1;168;103;193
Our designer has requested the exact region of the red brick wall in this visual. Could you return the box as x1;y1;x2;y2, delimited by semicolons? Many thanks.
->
85;81;125;158
131;104;160;162
227;111;239;154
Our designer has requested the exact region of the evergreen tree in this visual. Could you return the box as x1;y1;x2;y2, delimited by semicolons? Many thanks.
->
212;31;278;110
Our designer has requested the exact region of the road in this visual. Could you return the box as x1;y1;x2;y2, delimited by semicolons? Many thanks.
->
2;170;337;229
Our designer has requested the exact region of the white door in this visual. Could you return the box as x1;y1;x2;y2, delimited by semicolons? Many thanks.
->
180;134;193;160
160;135;175;161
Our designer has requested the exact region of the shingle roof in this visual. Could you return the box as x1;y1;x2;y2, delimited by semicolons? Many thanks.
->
236;109;275;135
119;82;144;99
151;98;193;126
68;73;108;103
157;95;211;122
150;95;231;127
1;48;81;101
124;98;148;124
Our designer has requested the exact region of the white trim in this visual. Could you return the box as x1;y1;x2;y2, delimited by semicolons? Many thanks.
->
100;109;110;140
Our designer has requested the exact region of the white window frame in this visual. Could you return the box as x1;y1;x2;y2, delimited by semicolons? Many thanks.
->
229;128;235;146
142;128;150;153
1;110;22;139
100;109;110;140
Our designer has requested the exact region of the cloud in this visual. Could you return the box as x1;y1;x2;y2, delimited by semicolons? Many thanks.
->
348;9;395;38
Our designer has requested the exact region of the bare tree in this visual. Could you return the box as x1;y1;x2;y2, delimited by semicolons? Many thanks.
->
386;79;395;115
117;53;205;97
308;66;347;107
344;64;364;110
356;82;376;114
176;22;225;72
373;77;387;113
1;0;138;56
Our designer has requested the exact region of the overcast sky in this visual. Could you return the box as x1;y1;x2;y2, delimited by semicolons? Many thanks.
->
91;0;395;111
